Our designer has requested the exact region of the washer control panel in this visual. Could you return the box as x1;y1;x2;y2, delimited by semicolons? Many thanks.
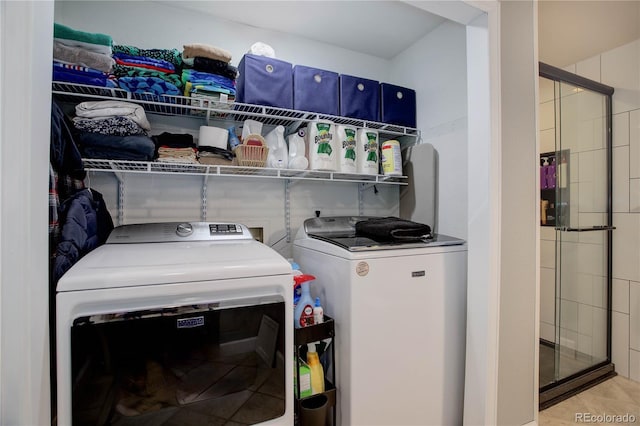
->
107;222;254;243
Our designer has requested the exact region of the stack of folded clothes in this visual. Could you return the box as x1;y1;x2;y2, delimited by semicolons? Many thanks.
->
152;132;198;164
52;23;116;87
112;45;183;97
73;101;156;161
182;43;237;110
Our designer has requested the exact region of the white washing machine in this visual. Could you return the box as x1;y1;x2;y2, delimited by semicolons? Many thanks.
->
56;222;293;426
293;216;467;426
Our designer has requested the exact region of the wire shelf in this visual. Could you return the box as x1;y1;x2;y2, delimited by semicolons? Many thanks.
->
82;159;408;185
52;81;420;139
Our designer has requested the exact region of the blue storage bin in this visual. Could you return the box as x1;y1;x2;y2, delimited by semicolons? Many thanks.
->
293;65;339;115
237;54;293;109
380;83;416;128
339;74;380;122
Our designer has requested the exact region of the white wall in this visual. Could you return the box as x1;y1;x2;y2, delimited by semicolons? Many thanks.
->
54;1;390;82
391;20;468;239
497;1;538;424
0;2;54;425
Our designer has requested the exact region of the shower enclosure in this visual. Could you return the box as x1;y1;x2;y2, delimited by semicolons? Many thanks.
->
538;62;615;408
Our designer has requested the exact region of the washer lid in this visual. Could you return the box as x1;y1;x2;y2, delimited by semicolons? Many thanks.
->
57;238;292;292
300;216;464;251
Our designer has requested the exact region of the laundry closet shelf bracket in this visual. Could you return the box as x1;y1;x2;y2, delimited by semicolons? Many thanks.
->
201;174;209;221
285;180;292;243
358;183;366;216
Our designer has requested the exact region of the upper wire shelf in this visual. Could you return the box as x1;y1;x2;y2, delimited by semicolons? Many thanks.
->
82;159;408;185
52;81;420;139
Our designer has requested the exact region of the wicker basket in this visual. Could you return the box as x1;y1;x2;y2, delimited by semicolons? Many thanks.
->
234;144;269;167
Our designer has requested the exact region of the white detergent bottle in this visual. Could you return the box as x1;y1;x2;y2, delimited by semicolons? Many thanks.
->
288;128;309;170
293;274;316;328
336;124;357;173
356;128;379;175
308;120;337;171
265;125;288;168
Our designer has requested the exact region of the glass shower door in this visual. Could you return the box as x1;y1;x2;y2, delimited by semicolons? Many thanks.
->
553;80;612;382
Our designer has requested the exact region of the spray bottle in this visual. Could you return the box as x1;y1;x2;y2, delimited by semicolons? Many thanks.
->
293;274;316;328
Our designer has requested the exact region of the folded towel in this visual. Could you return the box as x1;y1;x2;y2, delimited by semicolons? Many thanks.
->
54;41;115;73
53;61;106;78
54;37;113;56
78;133;156;161
75;101;151;131
182;70;236;95
192;56;238;80
113;45;183;68
113;53;176;72
113;64;183;89
73;116;147;137
355;217;432;241
53;68;109;87
54;23;112;47
117;77;181;97
183;43;232;63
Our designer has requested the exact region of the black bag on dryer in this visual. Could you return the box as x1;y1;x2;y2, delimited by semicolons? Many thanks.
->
355;217;431;241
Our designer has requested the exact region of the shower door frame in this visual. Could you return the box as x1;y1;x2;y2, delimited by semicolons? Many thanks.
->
538;62;615;409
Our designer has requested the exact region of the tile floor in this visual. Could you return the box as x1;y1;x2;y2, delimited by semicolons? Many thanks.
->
539;375;640;425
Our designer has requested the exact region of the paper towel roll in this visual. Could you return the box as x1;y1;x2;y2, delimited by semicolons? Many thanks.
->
199;126;228;149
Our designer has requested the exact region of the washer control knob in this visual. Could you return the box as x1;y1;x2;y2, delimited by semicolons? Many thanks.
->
176;223;193;237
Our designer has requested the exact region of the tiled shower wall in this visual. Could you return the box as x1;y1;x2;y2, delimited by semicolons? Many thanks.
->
540;38;640;381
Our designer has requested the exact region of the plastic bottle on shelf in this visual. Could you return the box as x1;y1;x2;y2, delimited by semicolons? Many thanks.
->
313;297;324;324
290;261;303;307
307;350;325;395
287;128;309;170
547;157;556;189
293;274;316;328
264;125;288;168
540;158;548;190
228;126;241;150
295;356;313;398
558;153;568;188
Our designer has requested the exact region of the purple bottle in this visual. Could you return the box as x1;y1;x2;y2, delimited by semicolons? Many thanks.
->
540;158;548;189
547;157;556;189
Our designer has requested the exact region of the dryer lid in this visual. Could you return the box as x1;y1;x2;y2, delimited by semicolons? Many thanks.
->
106;222;254;243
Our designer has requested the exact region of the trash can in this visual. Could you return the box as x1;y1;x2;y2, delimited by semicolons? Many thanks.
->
300;393;328;426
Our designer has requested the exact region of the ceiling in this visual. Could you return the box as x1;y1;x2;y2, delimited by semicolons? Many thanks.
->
158;1;446;60
163;1;640;67
538;0;640;67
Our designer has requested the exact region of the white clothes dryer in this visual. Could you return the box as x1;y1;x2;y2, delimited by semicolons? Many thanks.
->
293;216;467;426
56;222;293;426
